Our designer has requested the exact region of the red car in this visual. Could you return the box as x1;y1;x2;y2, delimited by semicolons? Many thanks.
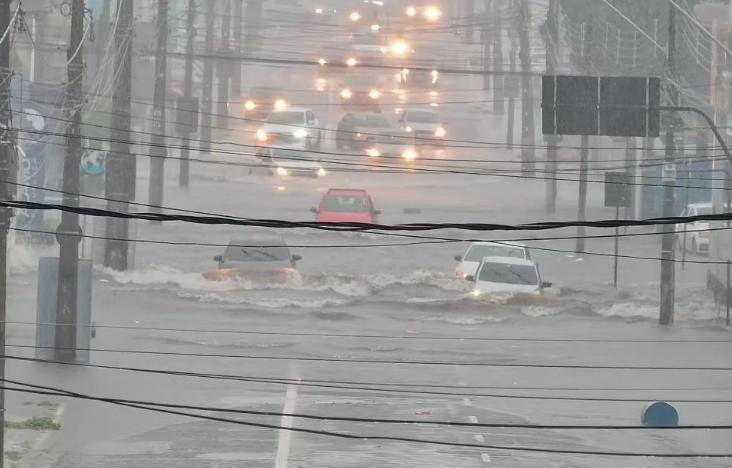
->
311;189;380;223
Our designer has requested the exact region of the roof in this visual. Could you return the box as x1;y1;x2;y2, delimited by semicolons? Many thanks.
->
479;256;536;267
228;237;287;247
470;241;527;248
326;188;368;196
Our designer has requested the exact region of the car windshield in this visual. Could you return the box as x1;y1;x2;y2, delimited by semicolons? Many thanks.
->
267;111;305;125
351;114;390;128
406;111;440;123
322;195;369;212
250;88;281;99
465;245;525;261
478;262;538;285
224;244;291;262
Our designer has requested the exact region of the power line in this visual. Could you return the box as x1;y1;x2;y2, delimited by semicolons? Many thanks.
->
4;378;730;429
6;345;732;371
4;384;730;458
4;356;732;404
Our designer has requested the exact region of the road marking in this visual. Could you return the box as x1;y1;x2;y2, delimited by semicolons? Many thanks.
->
468;415;478;423
462;398;472;407
481;453;492;463
474;434;485;443
274;385;298;468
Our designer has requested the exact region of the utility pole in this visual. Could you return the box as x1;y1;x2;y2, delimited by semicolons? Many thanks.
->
179;0;195;188
660;3;679;326
148;0;168;215
576;16;593;254
199;0;215;155
492;0;504;114
104;0;133;271
544;0;559;213
0;0;14;461
231;0;243;100
55;0;85;362
481;1;491;92
216;0;232;129
506;38;517;150
518;0;535;175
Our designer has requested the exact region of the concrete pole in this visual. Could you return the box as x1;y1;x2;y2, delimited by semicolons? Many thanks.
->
56;0;86;361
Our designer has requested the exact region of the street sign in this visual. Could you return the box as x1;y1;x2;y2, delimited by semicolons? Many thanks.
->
604;172;632;208
81;149;106;176
542;75;661;138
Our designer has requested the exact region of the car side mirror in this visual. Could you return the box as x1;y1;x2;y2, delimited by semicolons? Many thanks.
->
214;255;223;263
454;255;462;262
310;207;318;213
541;281;553;289
465;275;475;282
292;254;302;262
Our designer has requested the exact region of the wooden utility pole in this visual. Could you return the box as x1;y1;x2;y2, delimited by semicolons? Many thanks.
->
148;0;168;214
545;0;558;213
56;0;85;362
492;0;504;114
216;0;232;129
518;0;535;175
104;0;134;271
660;3;679;326
199;0;215;155
231;0;243;99
0;0;13;462
179;0;195;187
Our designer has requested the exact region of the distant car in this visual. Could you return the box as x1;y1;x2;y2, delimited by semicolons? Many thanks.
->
399;108;447;145
677;202;713;255
336;112;419;161
256;147;327;178
203;237;302;281
339;74;384;110
312;188;380;223
256;107;323;151
454;242;531;279
468;256;550;296
242;87;286;121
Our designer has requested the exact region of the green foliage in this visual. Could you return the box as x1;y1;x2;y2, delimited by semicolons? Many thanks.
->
5;416;61;431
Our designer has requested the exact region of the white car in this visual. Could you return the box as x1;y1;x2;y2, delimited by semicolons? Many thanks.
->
468;256;550;296
256;107;323;151
677;202;713;255
399;108;447;144
455;242;531;279
256;148;326;178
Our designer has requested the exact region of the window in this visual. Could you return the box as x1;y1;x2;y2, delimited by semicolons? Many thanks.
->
322;195;370;213
478;262;539;285
267;111;305;125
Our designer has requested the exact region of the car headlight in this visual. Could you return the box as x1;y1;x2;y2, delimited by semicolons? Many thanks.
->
244;100;256;111
293;129;308;139
317;168;327;177
401;148;418;160
369;89;380;100
274;99;288;111
257;129;268;142
435;127;446;137
341;88;353;99
404;126;413;133
277;167;288;176
471;289;481;297
366;147;381;157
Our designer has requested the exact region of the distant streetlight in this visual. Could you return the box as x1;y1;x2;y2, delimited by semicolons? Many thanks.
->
424;6;442;21
318;57;328;66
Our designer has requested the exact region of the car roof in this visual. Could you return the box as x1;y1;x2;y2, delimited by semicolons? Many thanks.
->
469;241;527;249
273;106;310;113
479;256;535;267
228;237;287;247
325;188;368;196
688;202;712;208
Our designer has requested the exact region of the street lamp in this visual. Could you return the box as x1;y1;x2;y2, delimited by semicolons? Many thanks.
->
424;6;441;21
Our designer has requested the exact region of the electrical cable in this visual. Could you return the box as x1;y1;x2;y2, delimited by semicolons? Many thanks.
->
4;378;730;430
6;345;732;371
3;384;729;458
